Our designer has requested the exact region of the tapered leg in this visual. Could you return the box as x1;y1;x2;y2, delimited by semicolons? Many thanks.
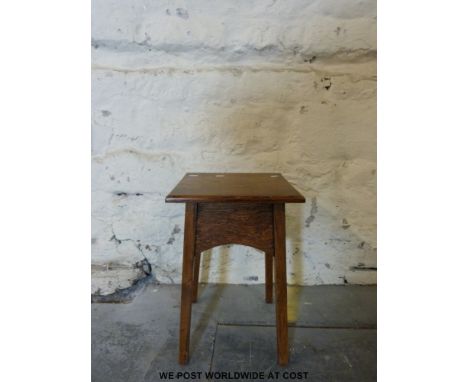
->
265;251;273;303
192;251;201;302
179;203;197;364
273;203;288;366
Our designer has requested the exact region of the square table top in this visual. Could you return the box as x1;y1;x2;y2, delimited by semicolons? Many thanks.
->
165;173;305;203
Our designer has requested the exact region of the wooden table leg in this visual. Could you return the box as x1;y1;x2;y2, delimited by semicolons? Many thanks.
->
265;251;273;303
192;251;201;303
179;203;197;364
273;203;288;365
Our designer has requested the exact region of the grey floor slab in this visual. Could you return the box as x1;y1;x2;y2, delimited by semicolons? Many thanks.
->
92;284;376;382
194;284;376;327
211;325;376;382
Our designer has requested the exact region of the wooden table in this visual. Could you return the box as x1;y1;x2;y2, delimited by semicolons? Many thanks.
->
166;173;305;365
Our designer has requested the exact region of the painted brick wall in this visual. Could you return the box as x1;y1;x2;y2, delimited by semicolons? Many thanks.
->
92;0;376;294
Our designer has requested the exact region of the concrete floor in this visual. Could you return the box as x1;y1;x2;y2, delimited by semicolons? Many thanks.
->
92;284;376;381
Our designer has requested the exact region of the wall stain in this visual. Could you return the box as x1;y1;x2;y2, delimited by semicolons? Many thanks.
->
342;218;351;229
167;224;181;245
350;263;377;271
114;192;143;197
329;237;351;243
243;276;259;281
321;77;332;90
176;8;189;19
305;197;318;227
303;55;317;63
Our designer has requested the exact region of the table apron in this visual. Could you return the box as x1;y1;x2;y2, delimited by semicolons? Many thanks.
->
194;202;275;254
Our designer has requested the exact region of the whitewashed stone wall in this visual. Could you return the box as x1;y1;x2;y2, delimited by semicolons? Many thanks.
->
92;0;376;294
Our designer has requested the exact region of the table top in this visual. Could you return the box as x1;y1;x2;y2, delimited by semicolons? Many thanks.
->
165;173;305;203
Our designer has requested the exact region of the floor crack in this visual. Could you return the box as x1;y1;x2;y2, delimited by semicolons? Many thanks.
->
209;323;219;372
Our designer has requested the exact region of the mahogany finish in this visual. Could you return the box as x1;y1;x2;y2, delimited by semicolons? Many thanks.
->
166;173;305;366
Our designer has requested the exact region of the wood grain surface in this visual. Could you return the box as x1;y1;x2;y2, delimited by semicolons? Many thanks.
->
195;202;274;254
274;203;289;365
168;174;303;365
166;173;305;203
179;203;197;364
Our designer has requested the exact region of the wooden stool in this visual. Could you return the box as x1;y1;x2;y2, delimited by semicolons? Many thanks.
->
166;173;305;365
